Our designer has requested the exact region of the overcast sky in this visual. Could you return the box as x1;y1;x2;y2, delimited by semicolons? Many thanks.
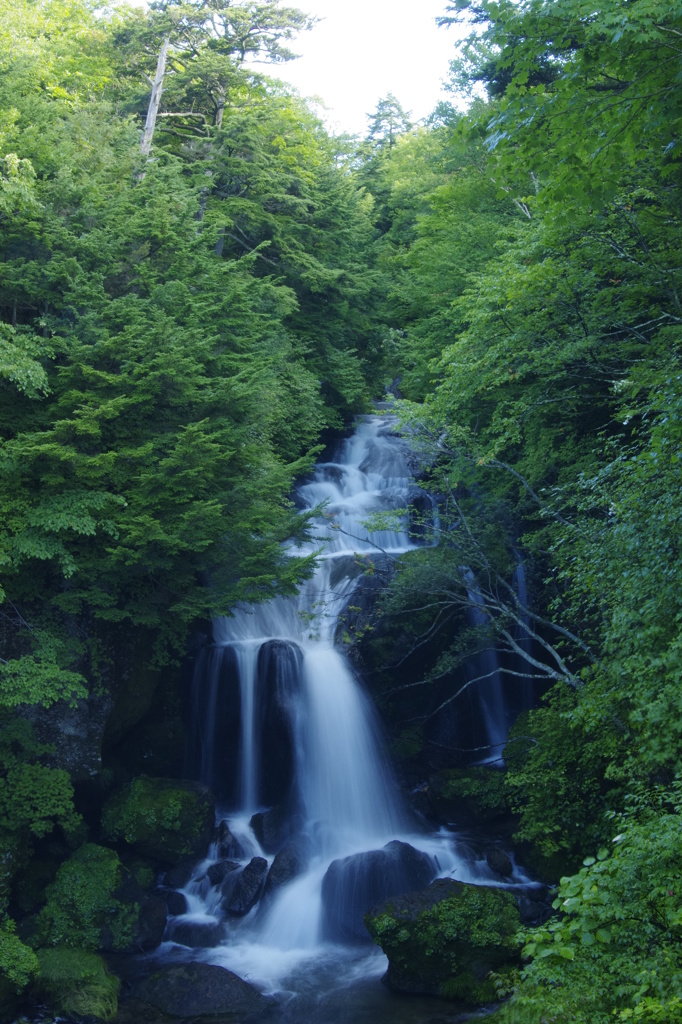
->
262;0;462;137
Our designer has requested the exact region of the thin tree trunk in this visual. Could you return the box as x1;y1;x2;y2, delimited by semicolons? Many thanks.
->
140;36;170;156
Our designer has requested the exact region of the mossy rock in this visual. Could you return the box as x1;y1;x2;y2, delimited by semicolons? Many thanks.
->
365;877;520;1003
428;767;511;826
101;777;215;864
36;844;138;952
35;947;119;1021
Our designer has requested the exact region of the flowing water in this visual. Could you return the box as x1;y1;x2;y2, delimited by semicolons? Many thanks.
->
163;414;534;1021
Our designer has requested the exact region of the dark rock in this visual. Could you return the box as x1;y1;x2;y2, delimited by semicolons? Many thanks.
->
132;962;270;1018
321;840;436;942
407;485;436;540
165;890;188;916
517;888;554;927
163;859;196;889
216;820;245;860
486;847;514;878
101;777;215;864
365;878;520;1002
223;857;268;916
263;844;304;899
167;919;225;948
132;892;167;950
207;859;241;887
250;804;298;854
23;690;114;781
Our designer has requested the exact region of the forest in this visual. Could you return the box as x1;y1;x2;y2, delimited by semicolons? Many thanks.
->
0;0;681;1021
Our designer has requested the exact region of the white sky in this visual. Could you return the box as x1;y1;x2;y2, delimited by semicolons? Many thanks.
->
263;0;461;136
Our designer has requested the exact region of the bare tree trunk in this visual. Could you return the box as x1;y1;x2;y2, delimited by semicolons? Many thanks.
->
140;36;170;157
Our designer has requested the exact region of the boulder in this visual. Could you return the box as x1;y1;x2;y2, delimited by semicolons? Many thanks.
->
207;859;241;887
132;962;271;1018
365;877;520;1002
165;890;188;916
321;840;435;942
216;820;245;860
130;891;167;951
222;857;268;916
37;844;158;954
263;844;304;899
486;846;514;878
167;919;224;948
101;777;215;864
249;804;297;854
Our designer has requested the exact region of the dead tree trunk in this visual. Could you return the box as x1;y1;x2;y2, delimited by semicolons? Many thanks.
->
140;36;170;157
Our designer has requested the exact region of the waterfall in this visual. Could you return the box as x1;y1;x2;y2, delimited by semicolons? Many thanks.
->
463;571;508;763
173;414;533;997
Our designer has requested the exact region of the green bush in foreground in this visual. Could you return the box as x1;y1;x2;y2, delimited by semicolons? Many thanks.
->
498;802;682;1024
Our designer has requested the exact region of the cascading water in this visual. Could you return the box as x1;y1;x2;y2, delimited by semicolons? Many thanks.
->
166;414;533;1017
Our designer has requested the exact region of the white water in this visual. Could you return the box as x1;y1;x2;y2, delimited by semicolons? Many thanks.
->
171;414;534;998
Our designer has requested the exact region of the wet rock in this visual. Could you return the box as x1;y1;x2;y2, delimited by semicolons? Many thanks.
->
101;777;215;864
407;485;436;540
165;890;188;916
249;804;297;854
365;877;520;1001
486;847;514;878
263;844;304;899
216;819;245;860
167;919;225;948
207;859;241;887
132;962;271;1018
222;856;268;916
517;888;554;927
321;840;436;942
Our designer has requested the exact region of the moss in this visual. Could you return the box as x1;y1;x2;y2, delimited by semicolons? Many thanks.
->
37;844;136;951
101;777;214;864
366;880;520;1004
36;947;119;1021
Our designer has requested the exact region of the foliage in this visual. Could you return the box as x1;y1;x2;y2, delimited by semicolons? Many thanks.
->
38;844;136;951
501;799;682;1023
0;920;39;993
0;762;81;840
35;947;119;1021
503;691;622;868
